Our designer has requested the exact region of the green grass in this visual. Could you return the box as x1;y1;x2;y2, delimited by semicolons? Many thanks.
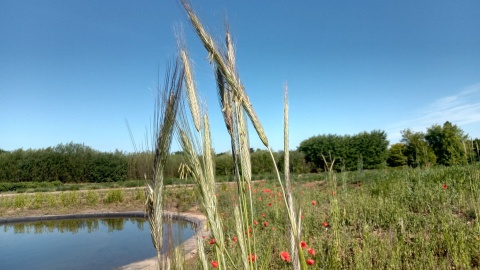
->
1;165;478;269
200;165;480;269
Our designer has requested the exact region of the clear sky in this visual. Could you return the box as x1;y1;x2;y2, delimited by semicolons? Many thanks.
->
1;0;480;153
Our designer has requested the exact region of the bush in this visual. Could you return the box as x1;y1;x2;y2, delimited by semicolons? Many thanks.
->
104;189;124;203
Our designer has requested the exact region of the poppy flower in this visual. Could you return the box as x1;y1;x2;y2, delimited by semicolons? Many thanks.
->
263;221;268;227
300;241;308;248
248;254;256;262
443;183;448;189
280;251;291;262
261;213;265;217
254;220;258;225
306;259;315;265
267;203;272;207
311;200;316;206
301;215;304;219
322;221;329;227
307;248;315;256
211;261;218;268
232;236;237;242
209;238;216;245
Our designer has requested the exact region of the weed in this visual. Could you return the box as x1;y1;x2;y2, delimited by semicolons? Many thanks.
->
104;189;124;203
85;190;99;206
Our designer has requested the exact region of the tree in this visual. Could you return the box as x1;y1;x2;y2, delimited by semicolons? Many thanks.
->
298;130;389;171
425;121;468;166
401;129;436;167
387;143;407;167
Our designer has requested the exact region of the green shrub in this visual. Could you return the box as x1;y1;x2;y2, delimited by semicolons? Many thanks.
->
104;189;124;203
13;194;26;208
59;191;78;207
86;190;99;206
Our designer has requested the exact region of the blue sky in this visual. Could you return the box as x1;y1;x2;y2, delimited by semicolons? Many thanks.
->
1;0;480;153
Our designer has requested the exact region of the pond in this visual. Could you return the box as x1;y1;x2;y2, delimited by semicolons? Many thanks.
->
0;216;195;270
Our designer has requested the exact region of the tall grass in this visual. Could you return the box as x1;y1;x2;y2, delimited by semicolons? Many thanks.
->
142;1;480;269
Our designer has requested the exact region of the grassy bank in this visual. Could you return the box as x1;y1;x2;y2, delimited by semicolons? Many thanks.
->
202;165;480;269
1;165;479;269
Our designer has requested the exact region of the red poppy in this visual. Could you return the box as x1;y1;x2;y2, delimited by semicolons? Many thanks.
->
232;236;237;242
307;248;315;256
263;221;268;227
280;251;291;262
306;259;315;265
211;261;218;268
209;238;215;245
443;183;448;189
267;203;272;207
248;254;256;262
254;220;258;225
261;213;265;217
300;241;308;248
301;215;304;219
311;200;316;206
322;221;329;227
258;197;262;201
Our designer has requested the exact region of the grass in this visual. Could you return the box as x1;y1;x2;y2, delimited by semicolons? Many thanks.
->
195;165;479;269
0;166;478;269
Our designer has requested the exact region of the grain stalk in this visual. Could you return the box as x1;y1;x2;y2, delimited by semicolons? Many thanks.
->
179;1;306;268
146;60;184;267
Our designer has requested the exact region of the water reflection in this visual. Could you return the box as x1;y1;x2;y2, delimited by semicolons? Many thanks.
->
0;217;195;270
3;218;148;234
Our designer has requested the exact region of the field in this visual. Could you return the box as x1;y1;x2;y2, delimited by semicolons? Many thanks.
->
1;165;479;269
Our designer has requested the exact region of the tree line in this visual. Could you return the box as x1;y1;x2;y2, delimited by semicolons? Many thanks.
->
0;143;311;183
1;121;478;183
387;121;479;167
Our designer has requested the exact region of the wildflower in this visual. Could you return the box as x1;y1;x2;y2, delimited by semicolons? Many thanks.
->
272;227;276;231
300;241;308;248
332;191;336;196
311;200;316;206
267;203;272;207
263;221;268;227
306;259;315;265
258;197;262;201
280;251;291;262
232;236;237;242
211;261;218;268
322;221;329;228
261;213;265;217
443;183;448;189
209;238;215;245
248;254;256;262
254;220;258;225
301;215;304;219
307;248;315;256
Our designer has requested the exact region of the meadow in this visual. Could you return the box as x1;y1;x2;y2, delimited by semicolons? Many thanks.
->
1;165;478;269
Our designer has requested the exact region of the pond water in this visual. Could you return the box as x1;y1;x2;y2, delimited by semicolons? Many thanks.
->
0;217;195;270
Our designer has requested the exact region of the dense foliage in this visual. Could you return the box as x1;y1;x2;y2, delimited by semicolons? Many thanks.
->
0;143;127;183
1;121;478;183
298;130;389;171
